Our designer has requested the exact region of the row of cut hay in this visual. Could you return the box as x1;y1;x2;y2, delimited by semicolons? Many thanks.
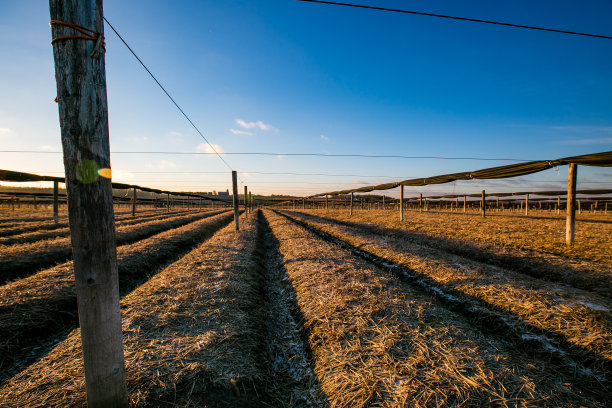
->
298;209;612;297
264;210;607;407
0;208;197;245
0;213;270;407
0;207;191;234
0;210;226;283
317;208;612;265
254;213;328;407
0;210;235;381
284;210;612;372
0;207;166;227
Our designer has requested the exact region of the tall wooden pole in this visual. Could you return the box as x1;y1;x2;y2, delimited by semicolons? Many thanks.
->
481;190;486;217
244;186;248;218
525;194;529;216
53;180;59;223
232;171;239;231
350;192;354;216
400;185;404;222
131;187;136;216
249;191;253;212
419;193;423;213
49;0;127;405
566;164;577;246
463;195;466;213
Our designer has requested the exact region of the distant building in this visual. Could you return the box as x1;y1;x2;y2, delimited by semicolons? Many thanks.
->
217;189;229;196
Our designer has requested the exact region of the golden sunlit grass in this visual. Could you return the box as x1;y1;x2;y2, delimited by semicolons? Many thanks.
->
0;210;225;283
0;211;234;382
264;210;607;407
284;209;612;371
0;214;269;407
0;208;192;243
323;208;612;263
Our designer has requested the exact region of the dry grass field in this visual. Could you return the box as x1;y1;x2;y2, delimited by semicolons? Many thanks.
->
0;207;610;407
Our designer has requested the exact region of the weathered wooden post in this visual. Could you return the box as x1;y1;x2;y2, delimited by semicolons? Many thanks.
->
326;195;329;214
525;194;529;216
131;187;136;216
400;185;404;222
578;199;582;215
49;0;128;405
566;164;577;246
232;171;239;231
249;191;253;212
382;195;386;210
496;197;499;212
53;180;59;223
244;186;248;218
419;193;423;213
463;195;466;213
481;190;486;217
557;196;561;215
11;196;15;212
32;195;38;210
350;192;354;216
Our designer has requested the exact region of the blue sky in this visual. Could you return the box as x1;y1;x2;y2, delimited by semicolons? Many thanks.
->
1;0;611;196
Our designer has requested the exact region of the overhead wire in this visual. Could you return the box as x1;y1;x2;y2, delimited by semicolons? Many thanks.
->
0;150;537;162
101;17;234;172
296;0;612;40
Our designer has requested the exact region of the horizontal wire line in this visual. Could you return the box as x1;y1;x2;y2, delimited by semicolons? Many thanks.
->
296;0;612;40
102;17;233;172
0;150;536;161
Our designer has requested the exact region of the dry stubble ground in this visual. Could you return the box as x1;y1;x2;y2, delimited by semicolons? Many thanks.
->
264;210;608;407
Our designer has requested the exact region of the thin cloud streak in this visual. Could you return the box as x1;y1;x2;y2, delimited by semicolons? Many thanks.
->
559;137;612;145
230;128;254;136
236;119;277;132
197;142;225;154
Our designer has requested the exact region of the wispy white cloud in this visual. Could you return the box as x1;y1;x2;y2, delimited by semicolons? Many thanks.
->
230;128;254;136
169;131;182;137
550;126;612;133
559;137;612;145
236;119;277;132
320;134;329;142
241;172;256;178
39;145;59;151
197;142;225;154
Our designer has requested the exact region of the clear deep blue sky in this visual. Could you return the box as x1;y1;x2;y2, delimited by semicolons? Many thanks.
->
1;0;611;196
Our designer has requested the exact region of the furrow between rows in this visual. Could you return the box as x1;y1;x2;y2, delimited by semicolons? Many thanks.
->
0;210;226;283
282;210;612;369
0;210;234;381
267;209;609;407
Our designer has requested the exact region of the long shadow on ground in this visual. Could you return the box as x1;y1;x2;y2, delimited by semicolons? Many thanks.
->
276;210;612;385
285;210;612;298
